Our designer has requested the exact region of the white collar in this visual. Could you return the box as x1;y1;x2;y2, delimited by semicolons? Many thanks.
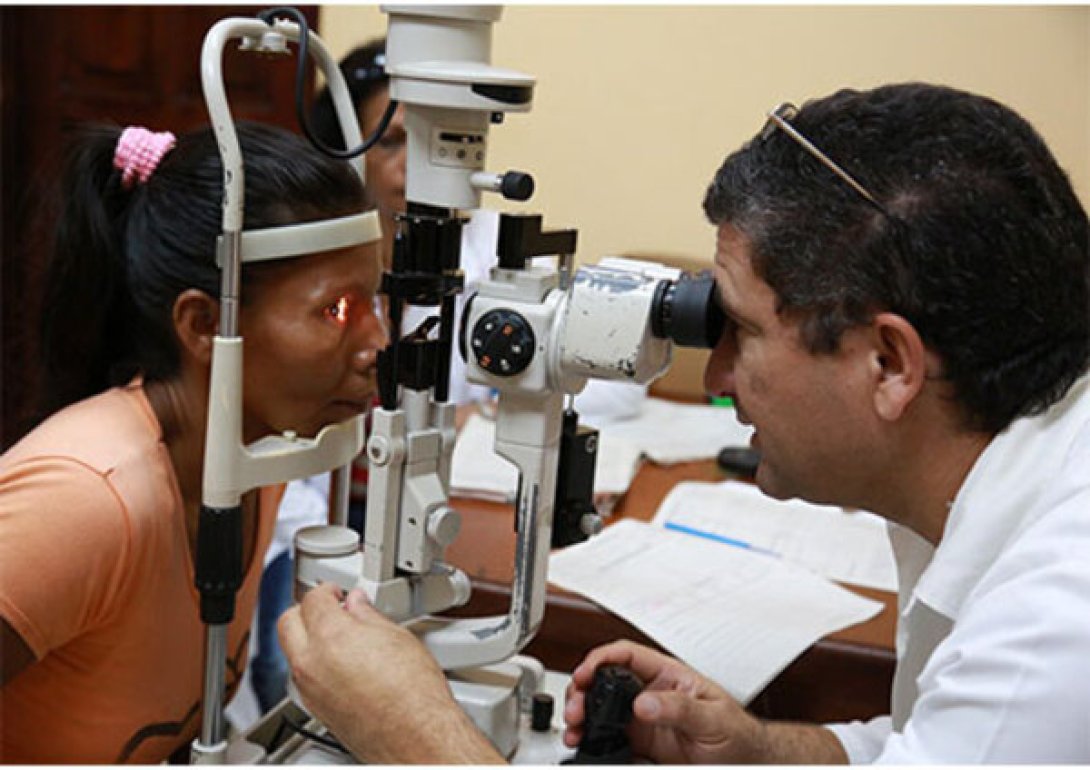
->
899;375;1090;622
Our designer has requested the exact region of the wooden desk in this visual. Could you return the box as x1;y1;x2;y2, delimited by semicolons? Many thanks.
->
445;459;896;724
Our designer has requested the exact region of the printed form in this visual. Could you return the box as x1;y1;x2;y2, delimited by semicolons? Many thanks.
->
653;480;898;592
548;519;882;704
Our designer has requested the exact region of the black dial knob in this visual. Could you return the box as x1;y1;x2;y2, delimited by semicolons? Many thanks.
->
500;171;535;201
470;309;535;377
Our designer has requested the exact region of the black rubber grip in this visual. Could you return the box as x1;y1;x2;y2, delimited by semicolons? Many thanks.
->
195;504;243;624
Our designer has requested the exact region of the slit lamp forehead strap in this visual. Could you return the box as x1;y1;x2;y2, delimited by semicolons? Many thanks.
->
215;210;383;267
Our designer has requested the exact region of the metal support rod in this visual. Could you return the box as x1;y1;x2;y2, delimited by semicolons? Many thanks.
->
217;231;242;338
198;623;229;749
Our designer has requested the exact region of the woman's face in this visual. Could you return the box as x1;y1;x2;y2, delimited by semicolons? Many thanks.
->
239;243;387;441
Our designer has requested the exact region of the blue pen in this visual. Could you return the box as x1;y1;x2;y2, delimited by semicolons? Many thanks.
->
664;521;780;558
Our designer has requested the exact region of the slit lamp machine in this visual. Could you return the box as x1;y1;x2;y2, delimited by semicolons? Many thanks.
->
191;5;724;763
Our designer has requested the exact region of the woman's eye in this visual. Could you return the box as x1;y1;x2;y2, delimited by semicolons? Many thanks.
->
325;296;350;326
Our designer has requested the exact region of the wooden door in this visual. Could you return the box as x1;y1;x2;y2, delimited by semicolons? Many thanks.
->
1;6;319;449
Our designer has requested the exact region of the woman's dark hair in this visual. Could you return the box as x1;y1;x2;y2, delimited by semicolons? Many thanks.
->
39;121;365;418
309;38;388;150
704;82;1090;433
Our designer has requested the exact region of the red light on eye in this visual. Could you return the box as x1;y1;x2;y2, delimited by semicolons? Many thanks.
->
329;296;350;326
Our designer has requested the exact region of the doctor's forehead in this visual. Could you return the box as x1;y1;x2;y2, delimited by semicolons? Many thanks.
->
712;225;754;288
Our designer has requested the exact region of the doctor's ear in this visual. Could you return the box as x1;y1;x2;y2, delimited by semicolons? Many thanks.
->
172;289;220;366
870;312;928;422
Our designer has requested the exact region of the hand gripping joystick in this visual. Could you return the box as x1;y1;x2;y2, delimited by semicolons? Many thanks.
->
566;665;644;765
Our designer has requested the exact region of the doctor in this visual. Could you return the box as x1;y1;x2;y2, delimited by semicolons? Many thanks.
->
281;82;1090;764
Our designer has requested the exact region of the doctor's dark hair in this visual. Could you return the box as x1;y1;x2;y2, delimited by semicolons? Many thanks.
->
703;82;1090;434
309;38;388;150
39;121;365;419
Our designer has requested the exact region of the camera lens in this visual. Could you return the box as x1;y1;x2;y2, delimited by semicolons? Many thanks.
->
651;271;725;348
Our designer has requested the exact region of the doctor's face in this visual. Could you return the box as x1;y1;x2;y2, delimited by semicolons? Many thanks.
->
704;224;876;507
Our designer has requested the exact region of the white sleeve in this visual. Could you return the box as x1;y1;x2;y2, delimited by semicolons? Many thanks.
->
886;517;1090;761
825;716;892;764
877;477;1090;763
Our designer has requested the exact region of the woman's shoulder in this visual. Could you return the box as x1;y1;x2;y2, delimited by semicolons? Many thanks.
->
1;381;176;558
2;382;162;476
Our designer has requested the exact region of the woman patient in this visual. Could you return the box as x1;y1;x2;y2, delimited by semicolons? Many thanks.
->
0;122;386;763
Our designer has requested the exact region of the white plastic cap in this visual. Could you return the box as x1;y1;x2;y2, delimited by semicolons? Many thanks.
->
294;525;360;558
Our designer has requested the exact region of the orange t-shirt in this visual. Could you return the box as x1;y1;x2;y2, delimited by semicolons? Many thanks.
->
0;381;280;763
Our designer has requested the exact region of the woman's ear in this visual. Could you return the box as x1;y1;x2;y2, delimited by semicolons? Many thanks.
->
870;312;928;422
172;289;219;367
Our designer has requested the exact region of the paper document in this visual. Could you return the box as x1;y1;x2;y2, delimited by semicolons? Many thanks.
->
548;519;882;704
598;398;753;464
652;481;897;592
450;412;643;502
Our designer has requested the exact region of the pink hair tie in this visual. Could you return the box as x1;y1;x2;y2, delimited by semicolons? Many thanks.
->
113;126;177;189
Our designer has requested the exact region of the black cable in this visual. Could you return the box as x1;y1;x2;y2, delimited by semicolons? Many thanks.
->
257;6;399;160
281;712;351;756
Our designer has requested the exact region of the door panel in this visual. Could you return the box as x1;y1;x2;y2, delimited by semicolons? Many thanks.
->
1;6;320;448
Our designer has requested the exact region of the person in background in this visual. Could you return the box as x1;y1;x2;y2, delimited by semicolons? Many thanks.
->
237;38;650;723
278;82;1090;763
0;122;387;763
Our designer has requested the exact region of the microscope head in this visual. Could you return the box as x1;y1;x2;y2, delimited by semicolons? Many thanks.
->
383;5;536;211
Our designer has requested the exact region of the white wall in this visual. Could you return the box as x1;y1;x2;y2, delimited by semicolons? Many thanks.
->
320;5;1090;267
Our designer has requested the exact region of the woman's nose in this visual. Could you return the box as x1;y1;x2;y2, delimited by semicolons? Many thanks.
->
704;330;737;399
352;346;379;374
351;313;389;373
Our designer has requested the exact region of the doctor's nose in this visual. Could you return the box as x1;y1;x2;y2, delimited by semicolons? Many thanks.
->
704;328;737;400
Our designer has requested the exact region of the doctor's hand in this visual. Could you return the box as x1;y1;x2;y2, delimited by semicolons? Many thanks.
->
562;640;766;765
278;583;503;765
